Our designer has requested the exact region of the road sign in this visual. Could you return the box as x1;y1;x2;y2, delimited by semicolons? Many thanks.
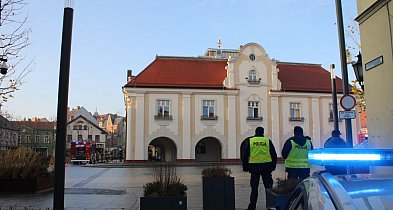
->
340;94;356;110
339;110;356;120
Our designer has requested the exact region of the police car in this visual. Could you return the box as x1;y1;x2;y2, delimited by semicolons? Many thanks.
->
280;148;393;210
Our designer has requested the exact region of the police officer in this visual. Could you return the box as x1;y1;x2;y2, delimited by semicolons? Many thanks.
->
242;127;277;210
324;130;347;175
281;126;313;180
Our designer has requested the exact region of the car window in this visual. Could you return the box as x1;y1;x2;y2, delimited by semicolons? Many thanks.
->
305;178;336;210
287;188;305;210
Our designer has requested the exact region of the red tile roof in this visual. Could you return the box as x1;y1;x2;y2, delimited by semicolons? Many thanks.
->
277;62;345;93
11;121;56;131
125;56;228;89
125;56;346;93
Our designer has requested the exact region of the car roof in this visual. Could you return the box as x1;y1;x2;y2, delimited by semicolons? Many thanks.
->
335;173;393;197
319;172;393;209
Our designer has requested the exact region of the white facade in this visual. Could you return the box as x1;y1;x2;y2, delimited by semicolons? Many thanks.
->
66;116;106;146
123;43;361;162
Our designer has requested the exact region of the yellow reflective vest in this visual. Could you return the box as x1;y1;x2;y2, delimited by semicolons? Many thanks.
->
284;139;312;168
249;136;272;163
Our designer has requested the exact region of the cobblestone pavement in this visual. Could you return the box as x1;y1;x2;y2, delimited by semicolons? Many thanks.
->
0;163;321;210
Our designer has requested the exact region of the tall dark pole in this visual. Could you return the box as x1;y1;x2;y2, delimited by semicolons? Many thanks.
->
335;0;353;148
330;64;339;131
54;2;74;209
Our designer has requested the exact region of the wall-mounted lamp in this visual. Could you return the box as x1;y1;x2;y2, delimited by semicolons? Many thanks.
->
351;53;364;91
0;58;8;75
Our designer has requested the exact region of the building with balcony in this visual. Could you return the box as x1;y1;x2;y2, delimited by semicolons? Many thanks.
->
66;114;107;158
123;42;361;162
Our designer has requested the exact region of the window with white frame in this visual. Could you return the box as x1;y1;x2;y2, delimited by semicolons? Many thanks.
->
249;70;257;82
329;103;341;122
44;135;50;143
248;101;262;120
247;69;260;84
26;135;31;143
157;100;170;117
329;103;334;121
35;135;40;143
289;102;304;121
202;100;216;119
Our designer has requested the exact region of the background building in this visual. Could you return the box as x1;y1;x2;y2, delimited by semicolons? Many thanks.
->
123;42;361;162
95;113;126;160
95;113;126;148
11;119;56;157
66;110;107;162
0;115;18;150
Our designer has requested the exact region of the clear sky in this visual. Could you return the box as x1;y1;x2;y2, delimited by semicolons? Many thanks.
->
3;0;358;120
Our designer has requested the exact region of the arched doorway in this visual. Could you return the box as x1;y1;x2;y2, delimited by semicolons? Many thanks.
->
148;137;177;162
195;137;222;162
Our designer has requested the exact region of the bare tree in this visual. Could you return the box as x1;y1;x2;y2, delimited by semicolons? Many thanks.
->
0;0;33;103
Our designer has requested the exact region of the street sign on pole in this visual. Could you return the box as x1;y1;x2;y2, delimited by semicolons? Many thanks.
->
340;94;356;110
339;110;356;120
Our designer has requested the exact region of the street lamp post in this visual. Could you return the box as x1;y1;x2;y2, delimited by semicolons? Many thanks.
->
330;64;339;131
53;1;74;209
335;0;353;149
1;1;9;75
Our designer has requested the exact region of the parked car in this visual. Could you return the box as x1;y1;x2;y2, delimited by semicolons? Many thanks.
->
285;170;393;210
270;148;393;210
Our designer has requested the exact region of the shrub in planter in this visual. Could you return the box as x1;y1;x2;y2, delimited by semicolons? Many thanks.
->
141;163;187;210
202;165;235;210
0;148;54;193
202;166;232;178
266;178;300;209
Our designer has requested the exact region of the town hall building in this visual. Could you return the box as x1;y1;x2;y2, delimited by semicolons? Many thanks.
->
122;42;361;162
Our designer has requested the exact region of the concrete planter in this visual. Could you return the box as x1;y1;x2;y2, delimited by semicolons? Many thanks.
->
0;176;54;193
140;196;187;210
202;176;235;210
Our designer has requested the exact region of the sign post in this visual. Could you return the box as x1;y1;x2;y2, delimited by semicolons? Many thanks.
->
340;94;356;111
339;110;356;120
339;94;357;121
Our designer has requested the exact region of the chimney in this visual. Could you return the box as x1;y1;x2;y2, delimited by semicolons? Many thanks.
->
127;70;132;82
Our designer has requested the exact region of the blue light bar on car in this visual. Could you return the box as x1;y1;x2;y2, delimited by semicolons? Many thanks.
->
308;148;393;166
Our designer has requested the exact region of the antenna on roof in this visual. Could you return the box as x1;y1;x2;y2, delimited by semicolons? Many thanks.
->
217;37;222;49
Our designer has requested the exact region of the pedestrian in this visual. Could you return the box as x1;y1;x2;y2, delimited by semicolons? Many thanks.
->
242;126;277;210
281;126;313;180
324;130;347;175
